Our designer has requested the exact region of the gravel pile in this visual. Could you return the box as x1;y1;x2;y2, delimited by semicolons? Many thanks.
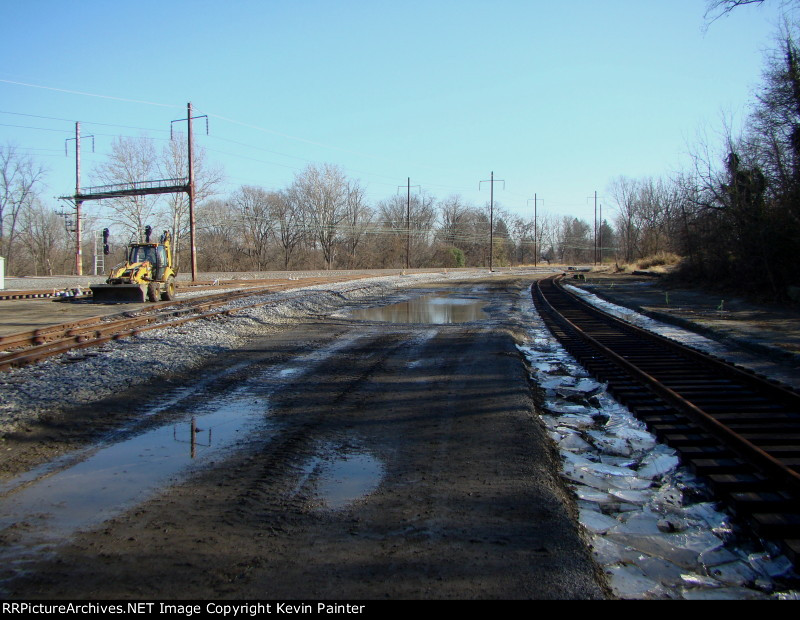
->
0;270;485;436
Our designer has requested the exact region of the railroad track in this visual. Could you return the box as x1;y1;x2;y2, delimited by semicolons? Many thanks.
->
0;275;375;372
0;277;333;301
532;275;800;565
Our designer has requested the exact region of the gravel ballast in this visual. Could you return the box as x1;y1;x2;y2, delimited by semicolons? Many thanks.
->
0;271;503;436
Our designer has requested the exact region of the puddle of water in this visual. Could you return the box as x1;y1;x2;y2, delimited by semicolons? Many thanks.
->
350;294;487;324
318;453;383;509
0;332;375;585
0;363;256;497
0;392;269;544
296;449;384;510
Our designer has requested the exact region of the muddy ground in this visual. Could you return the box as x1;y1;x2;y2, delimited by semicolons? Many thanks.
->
0;276;609;600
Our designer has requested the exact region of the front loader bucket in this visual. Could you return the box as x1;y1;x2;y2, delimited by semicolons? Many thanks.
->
90;283;148;304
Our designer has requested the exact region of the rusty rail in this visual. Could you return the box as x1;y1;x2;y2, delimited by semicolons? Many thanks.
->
533;275;800;565
0;275;375;372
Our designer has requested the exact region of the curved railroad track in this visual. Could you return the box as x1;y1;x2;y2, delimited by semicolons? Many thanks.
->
0;274;376;372
533;275;800;565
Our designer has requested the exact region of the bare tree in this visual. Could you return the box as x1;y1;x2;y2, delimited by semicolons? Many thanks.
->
92;136;161;242
507;214;533;264
492;213;513;267
378;192;435;268
632;177;682;257
608;176;640;263
339;183;372;268
229;185;275;271
704;1;800;31
20;198;68;276
436;195;472;247
289;164;356;270
703;0;793;25
0;144;46;271
556;216;592;264
159;134;223;270
706;0;768;19
195;199;243;271
270;190;306;270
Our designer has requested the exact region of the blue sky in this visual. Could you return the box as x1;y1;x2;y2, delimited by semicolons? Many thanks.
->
1;0;792;225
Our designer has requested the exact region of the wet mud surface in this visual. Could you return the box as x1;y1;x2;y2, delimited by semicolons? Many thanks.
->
0;277;609;599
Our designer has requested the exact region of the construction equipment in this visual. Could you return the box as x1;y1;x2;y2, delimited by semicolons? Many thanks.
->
90;228;178;303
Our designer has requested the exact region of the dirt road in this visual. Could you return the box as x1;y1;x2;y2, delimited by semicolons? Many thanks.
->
0;277;609;599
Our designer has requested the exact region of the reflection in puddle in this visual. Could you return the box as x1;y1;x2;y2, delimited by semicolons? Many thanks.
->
0;385;275;588
0;332;371;589
0;393;268;546
297;449;384;510
351;294;487;324
0;396;268;589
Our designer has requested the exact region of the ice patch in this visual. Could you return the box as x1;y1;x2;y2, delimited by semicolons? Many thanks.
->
518;286;799;600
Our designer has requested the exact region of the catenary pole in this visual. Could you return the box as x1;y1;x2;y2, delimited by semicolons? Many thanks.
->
75;122;83;276
479;172;505;272
187;102;197;281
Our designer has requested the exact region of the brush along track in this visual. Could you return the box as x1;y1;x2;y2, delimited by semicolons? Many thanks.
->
532;275;800;565
0;275;374;372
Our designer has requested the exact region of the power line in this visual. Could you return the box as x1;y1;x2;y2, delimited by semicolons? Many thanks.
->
0;110;170;133
0;79;181;109
1;82;603;214
0;122;72;134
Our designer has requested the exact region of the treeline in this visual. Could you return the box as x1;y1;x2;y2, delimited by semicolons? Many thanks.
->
1;145;627;276
603;24;800;300
191;164;619;273
679;27;800;300
5;15;800;299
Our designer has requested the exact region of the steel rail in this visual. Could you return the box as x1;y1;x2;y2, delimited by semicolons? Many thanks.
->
533;275;800;562
0;276;372;351
534;276;800;493
0;275;375;371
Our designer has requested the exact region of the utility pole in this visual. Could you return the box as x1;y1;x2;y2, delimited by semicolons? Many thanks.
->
75;122;83;276
594;190;598;266
187;102;196;281
62;106;200;283
65;123;94;276
398;178;420;270
598;203;603;265
171;102;208;282
480;172;505;272
586;192;600;266
527;194;542;268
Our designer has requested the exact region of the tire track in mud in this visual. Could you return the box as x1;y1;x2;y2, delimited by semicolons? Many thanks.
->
2;278;609;599
227;330;413;526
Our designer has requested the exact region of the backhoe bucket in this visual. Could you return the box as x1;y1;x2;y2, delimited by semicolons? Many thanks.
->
90;283;148;304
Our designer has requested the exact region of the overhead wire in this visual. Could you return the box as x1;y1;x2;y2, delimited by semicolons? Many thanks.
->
0;79;182;109
0;110;171;134
1;80;494;198
0;80;599;216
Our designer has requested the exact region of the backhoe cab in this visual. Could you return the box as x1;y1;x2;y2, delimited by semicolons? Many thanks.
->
91;227;178;304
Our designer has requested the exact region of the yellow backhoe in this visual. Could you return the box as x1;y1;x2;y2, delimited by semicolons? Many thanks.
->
91;228;178;303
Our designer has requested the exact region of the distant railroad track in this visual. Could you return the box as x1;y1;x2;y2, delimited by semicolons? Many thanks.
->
0;277;341;301
0;274;377;372
0;266;536;369
533;275;800;565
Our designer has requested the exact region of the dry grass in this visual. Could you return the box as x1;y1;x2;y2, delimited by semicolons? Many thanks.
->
605;252;682;274
635;252;681;269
